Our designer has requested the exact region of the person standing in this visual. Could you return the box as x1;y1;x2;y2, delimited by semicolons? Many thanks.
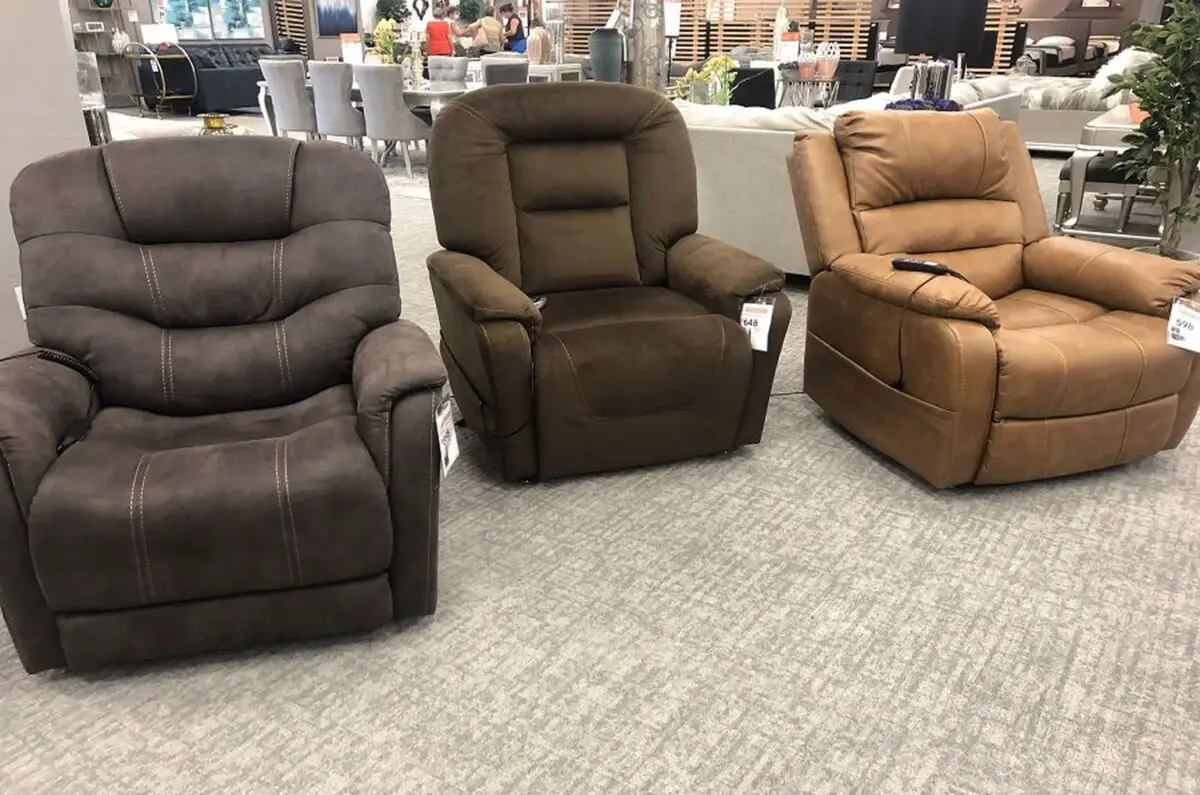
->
425;6;455;58
499;3;526;54
469;6;504;55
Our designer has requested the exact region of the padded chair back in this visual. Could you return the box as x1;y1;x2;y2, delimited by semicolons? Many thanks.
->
729;68;776;109
260;58;317;134
10;138;399;415
352;63;430;143
309;60;366;138
482;59;530;85
833;60;877;102
790;109;1049;297
428;55;469;82
429;82;697;294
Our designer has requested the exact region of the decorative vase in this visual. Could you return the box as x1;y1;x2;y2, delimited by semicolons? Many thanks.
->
589;27;624;82
689;79;713;104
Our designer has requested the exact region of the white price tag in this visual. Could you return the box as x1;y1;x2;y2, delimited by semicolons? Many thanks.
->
1167;297;1200;353
435;392;459;477
740;298;774;352
14;287;25;321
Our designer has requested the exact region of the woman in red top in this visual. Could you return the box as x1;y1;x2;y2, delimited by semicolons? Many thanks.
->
425;7;454;57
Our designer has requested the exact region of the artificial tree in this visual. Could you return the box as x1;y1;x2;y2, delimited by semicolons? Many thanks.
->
1110;0;1200;258
376;0;411;23
458;0;484;24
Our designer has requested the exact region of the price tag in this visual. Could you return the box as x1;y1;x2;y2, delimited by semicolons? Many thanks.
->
740;298;774;352
1167;297;1200;353
14;287;25;321
435;390;459;477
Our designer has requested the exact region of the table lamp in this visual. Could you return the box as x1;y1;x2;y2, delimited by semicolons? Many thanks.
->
894;0;988;100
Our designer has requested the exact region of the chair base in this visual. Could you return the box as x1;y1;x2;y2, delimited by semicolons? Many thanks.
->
805;331;1195;488
55;575;394;672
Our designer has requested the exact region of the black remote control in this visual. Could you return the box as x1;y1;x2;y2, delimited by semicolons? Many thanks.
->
892;257;952;276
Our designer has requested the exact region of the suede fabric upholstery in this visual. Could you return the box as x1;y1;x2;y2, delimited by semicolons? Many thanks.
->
428;83;790;480
2;138;446;673
789;110;1200;487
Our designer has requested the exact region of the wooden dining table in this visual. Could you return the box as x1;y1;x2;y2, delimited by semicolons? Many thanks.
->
256;80;475;137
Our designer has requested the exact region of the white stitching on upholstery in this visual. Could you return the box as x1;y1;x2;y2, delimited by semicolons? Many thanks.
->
146;247;166;319
273;440;295;584
101;149;129;230
139;454;156;600
383;403;392;483
280;322;293;393
159;330;169;407
138;247;158;319
277;237;287;313
284;141;298;230
128;454;148;602
273;323;288;395
282;437;302;583
166;331;176;405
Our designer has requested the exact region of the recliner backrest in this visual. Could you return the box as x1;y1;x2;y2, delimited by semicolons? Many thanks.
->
428;83;699;294
11;137;399;416
830;109;1045;298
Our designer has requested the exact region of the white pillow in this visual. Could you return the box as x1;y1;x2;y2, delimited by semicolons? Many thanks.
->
971;75;1011;100
1035;35;1075;48
1090;47;1155;92
950;82;982;106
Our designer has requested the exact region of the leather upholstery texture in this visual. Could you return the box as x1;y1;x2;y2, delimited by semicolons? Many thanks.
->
428;83;791;480
2;138;446;673
790;109;1200;487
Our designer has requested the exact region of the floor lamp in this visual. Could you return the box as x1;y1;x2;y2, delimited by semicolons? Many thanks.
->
894;0;988;100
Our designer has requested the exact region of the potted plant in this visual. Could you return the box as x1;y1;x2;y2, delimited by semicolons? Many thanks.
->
672;55;737;105
1108;0;1200;259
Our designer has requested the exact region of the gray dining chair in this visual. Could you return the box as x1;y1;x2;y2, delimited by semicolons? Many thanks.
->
482;59;529;85
428;56;469;83
351;63;431;179
260;59;318;139
309;60;366;148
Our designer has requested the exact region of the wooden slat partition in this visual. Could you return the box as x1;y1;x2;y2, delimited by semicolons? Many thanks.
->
973;0;1023;74
272;0;310;55
563;0;873;62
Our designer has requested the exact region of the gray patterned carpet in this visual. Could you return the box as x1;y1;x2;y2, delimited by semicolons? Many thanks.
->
1;155;1198;794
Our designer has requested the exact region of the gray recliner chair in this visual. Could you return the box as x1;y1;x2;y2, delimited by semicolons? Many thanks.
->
1;137;446;673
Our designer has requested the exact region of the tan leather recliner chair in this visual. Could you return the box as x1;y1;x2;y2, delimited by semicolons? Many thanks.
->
789;109;1200;487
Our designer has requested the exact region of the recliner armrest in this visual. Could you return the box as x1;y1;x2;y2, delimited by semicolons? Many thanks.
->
666;233;785;319
1023;237;1200;318
0;355;94;517
353;320;446;417
832;253;1001;329
352;320;446;477
427;250;541;329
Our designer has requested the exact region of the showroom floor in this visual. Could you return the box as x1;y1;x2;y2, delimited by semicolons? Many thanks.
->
0;140;1197;794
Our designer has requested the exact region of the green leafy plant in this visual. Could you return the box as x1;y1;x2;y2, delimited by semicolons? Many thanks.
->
672;55;737;104
376;0;411;24
458;0;484;24
1109;0;1200;258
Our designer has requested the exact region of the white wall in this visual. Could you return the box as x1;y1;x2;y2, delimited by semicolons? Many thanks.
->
1;1;87;354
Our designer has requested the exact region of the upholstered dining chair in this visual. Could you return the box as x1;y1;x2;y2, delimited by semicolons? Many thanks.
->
352;63;431;178
789;109;1200;487
427;55;469;83
260;58;317;139
481;55;529;85
309;60;366;147
1;137;446;673
427;83;792;481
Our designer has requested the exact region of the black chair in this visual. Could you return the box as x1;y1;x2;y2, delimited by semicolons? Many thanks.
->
730;68;776;109
833;60;878;103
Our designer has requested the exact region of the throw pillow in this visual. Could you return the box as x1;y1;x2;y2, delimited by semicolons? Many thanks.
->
1035;35;1076;48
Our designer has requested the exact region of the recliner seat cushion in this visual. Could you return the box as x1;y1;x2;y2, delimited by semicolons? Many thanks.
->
28;386;393;612
532;287;751;476
995;312;1193;419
